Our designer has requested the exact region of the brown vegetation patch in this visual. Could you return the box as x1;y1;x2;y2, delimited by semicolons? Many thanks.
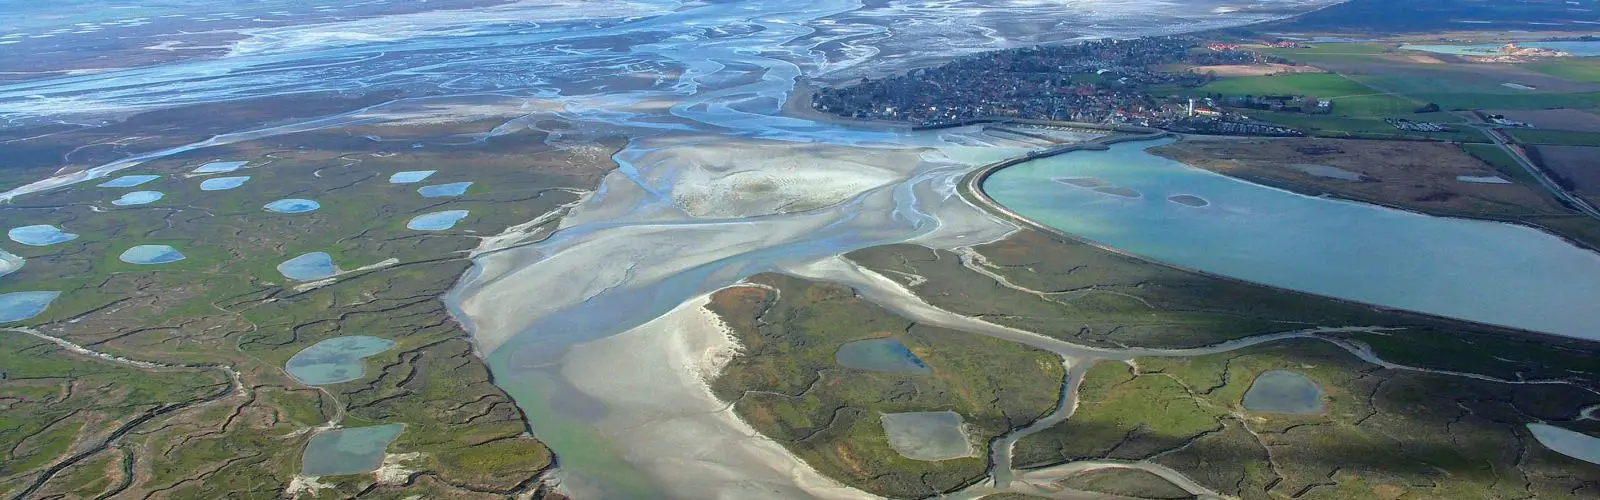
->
1151;137;1564;218
1179;63;1325;77
1530;145;1600;205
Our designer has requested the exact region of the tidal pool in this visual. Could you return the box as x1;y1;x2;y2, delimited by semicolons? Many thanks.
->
418;181;473;198
407;210;469;231
983;138;1600;341
835;338;931;374
200;176;250;191
119;245;185;265
263;199;320;213
1457;175;1511;184
1241;370;1325;414
880;411;972;461
300;424;405;476
1527;423;1600;465
277;252;338;281
8;225;78;246
1290;163;1364;181
111;191;164;206
389;170;436;183
284;335;396;385
97;175;160;188
191;160;248;174
0;291;60;323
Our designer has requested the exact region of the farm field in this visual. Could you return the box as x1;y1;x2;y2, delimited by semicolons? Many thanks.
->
1488;108;1600;132
1529;145;1600;205
1511;129;1600;146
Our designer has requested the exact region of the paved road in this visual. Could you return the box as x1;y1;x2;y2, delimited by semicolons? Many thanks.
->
1474;123;1600;220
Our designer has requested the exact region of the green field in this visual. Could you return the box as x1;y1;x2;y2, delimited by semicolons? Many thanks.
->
1244;113;1488;142
1460;143;1538;184
1510;128;1600;146
1523;59;1600;85
1186;73;1418;118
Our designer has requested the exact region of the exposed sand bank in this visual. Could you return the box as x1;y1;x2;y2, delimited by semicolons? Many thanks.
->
559;293;878;499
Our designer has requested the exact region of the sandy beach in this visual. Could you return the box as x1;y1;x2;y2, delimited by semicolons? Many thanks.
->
558;293;880;499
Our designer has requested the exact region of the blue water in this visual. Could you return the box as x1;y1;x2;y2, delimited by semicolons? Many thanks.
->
418;181;473;198
263;198;321;213
97;175;160;188
191;160;249;174
300;424;405;476
835;338;931;374
879;411;972;460
111;190;164;206
1403;41;1600;57
1241;370;1325;414
199;176;250;191
0;291;60;323
389;170;436;184
277;252;338;281
983;139;1600;340
284;335;397;385
407;210;469;230
119;244;185;264
8;225;78;246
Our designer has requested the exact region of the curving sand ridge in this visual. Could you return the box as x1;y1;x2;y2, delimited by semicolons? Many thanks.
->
558;294;879;499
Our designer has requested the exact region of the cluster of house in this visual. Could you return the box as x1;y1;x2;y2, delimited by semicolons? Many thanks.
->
809;36;1224;127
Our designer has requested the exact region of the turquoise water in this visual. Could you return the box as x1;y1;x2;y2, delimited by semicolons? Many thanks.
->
119;245;185;264
8;225;78;246
277;252;338;281
263;199;320;213
111;190;164;206
879;411;971;460
1527;423;1600;465
191;160;249;174
407;210;469;230
1403;41;1600;57
389;170;436;184
200;176;250;191
1241;370;1325;414
835;338;931;374
983;139;1600;341
418;181;473;198
284;335;396;385
0;291;60;323
97;175;160;188
300;424;405;476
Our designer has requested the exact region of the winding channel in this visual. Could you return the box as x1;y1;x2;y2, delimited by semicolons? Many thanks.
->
4;1;1600;498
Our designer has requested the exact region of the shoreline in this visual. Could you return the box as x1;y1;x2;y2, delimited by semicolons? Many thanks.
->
957;133;1600;349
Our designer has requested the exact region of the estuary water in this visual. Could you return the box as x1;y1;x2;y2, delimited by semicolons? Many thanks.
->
984;139;1600;341
4;0;1599;498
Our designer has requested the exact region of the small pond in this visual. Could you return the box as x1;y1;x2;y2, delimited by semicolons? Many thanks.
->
1290;163;1364;181
0;249;22;278
119;245;186;265
112;191;164;206
284;335;397;385
301;424;405;476
389;170;436;184
200;176;250;191
263;199;321;213
192;160;248;174
97;175;160;188
835;338;931;374
407;210;469;231
0;291;60;323
1242;370;1325;414
8;225;78;246
1457;175;1510;184
1527;423;1600;465
418;181;473;198
277;252;338;281
880;411;972;461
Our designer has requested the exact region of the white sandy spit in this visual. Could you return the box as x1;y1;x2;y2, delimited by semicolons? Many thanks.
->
559;293;879;499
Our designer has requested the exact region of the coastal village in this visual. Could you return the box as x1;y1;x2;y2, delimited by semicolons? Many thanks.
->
808;35;1578;137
